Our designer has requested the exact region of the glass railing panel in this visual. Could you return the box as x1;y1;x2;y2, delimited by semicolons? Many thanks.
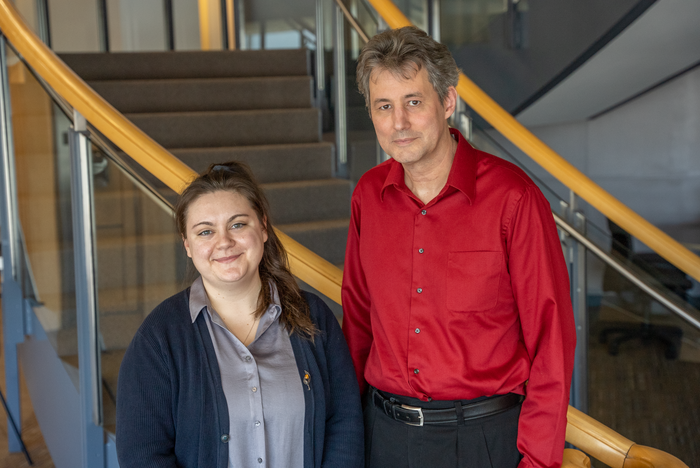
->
586;251;700;467
7;50;78;358
92;155;188;432
8;41;191;432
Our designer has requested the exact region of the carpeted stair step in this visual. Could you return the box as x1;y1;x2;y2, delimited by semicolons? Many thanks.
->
126;108;321;148
171;142;334;183
89;76;314;113
278;219;350;266
59;49;311;81
263;179;350;225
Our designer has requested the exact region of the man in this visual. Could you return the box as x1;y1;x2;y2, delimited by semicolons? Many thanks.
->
341;26;576;468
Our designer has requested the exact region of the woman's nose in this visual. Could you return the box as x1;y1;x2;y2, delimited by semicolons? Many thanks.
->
217;230;236;247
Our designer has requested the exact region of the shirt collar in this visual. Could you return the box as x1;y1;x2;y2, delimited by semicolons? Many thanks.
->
188;276;282;324
380;128;476;205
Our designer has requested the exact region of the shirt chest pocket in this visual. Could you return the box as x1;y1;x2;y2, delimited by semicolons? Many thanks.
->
446;251;503;312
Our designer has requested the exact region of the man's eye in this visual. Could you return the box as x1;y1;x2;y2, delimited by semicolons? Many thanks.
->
378;104;391;111
408;100;421;106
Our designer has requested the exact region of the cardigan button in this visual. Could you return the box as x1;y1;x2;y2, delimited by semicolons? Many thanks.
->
221;434;230;443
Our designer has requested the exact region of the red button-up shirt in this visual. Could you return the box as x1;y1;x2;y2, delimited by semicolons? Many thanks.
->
342;129;576;468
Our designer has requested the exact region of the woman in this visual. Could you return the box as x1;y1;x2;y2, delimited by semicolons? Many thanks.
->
116;162;363;467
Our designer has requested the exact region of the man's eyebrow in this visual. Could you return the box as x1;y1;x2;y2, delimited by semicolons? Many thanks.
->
372;92;424;106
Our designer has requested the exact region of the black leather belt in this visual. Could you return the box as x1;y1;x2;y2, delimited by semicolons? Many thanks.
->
373;389;524;426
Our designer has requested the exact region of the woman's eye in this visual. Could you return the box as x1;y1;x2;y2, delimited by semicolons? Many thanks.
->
198;229;212;236
231;223;245;229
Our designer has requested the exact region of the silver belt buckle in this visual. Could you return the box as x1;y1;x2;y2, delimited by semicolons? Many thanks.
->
400;404;424;426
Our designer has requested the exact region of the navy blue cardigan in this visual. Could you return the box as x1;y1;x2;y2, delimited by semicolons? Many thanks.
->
116;289;364;468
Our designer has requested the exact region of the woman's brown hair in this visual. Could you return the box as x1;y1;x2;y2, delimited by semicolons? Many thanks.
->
175;161;317;339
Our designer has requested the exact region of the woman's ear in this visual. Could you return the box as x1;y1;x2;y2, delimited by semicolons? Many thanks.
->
182;235;193;258
262;216;269;243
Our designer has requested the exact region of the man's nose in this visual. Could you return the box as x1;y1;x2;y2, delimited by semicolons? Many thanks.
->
392;107;409;130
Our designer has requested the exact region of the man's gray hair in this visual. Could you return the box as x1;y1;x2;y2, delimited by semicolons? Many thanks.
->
356;26;459;112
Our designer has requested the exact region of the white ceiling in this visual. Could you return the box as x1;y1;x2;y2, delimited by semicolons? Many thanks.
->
516;0;700;127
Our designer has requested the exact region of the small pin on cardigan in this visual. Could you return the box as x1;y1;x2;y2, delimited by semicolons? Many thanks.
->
303;371;311;390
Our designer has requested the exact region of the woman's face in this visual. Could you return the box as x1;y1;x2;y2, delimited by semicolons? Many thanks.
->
183;190;268;291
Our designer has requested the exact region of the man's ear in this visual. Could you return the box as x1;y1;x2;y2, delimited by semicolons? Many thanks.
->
444;86;458;120
182;235;192;258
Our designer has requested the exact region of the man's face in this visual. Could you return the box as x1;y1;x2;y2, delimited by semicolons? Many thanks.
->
368;66;455;170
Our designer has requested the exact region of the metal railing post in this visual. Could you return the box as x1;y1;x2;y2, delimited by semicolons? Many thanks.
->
428;0;440;41
35;0;52;47
567;191;588;413
333;3;348;177
315;0;326;106
0;33;25;453
69;110;105;468
97;0;109;52
164;0;175;50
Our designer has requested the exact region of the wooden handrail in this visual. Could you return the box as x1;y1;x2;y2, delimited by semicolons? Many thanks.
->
364;0;700;285
0;1;688;467
566;406;688;468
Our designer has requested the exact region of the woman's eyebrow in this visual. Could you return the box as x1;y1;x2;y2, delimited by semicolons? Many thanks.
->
190;214;249;230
